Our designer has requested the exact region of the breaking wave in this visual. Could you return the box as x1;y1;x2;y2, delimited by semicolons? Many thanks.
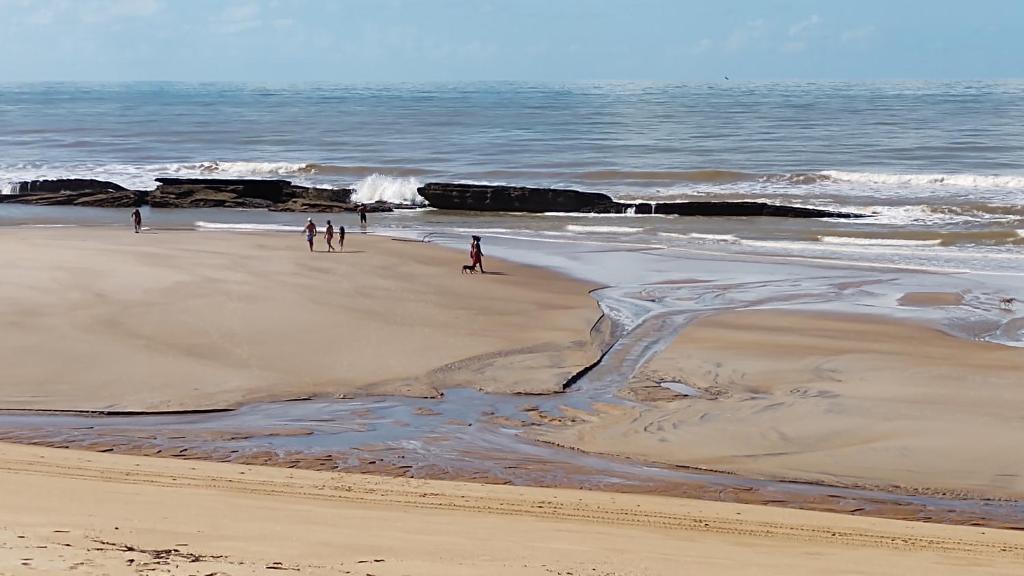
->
351;174;425;205
819;170;1024;188
179;161;433;179
819;236;942;247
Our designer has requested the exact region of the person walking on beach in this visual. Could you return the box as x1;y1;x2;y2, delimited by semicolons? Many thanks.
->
304;218;317;252
358;204;368;226
470;235;485;273
325;220;336;252
131;208;142;233
337;223;346;252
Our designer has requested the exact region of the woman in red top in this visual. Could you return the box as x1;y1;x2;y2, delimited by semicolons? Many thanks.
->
470;235;485;273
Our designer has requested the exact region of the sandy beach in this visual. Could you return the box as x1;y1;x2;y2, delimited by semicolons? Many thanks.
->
0;227;604;412
538;310;1024;500
2;224;1024;573
2;442;1021;575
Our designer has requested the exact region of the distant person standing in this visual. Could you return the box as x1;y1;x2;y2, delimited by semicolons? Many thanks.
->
337;223;346;252
358;204;368;226
303;218;317;252
130;208;142;233
325;220;336;252
470;235;485;273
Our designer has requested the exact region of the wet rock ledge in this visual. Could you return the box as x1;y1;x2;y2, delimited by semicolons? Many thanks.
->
3;178;867;218
0;178;402;212
1;179;142;208
417;182;867;218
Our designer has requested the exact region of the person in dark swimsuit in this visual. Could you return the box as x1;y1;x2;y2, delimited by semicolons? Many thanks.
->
337;223;346;252
131;208;142;233
325;220;335;252
358;204;367;226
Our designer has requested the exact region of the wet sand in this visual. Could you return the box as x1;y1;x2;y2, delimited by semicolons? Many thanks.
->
0;227;604;412
2;442;1022;575
537;310;1024;500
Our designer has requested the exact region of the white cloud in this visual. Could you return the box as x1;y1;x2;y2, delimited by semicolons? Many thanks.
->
212;2;263;34
6;0;163;25
25;0;71;25
725;19;764;52
81;0;163;23
692;38;713;55
842;25;876;43
788;15;821;37
781;41;805;54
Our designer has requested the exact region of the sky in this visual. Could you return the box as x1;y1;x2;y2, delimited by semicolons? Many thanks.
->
0;0;1021;82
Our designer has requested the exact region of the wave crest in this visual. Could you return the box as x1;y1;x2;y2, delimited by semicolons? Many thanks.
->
352;174;425;205
820;170;1024;188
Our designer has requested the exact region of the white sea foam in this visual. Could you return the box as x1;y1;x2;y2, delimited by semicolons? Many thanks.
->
820;170;1024;188
541;211;670;218
564;225;643;233
659;232;740;243
452;227;518;234
194;221;304;232
819;236;942;247
186;161;311;177
352;174;425;205
1;182;18;195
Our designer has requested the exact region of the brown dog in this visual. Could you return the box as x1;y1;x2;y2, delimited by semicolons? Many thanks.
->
461;264;477;274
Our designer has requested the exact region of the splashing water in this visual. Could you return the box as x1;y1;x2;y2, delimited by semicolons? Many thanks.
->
352;174;425;205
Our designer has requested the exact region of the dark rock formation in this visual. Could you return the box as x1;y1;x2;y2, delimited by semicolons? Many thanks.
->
0;189;144;208
418;182;619;213
148;178;353;209
6;178;127;194
0;176;409;212
631;201;863;218
1;178;143;207
269;199;402;213
3;177;865;219
419;182;866;219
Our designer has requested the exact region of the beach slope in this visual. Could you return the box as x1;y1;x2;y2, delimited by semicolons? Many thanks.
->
2;442;1022;575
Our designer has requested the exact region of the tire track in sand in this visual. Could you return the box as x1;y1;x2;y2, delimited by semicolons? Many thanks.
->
2;451;1022;562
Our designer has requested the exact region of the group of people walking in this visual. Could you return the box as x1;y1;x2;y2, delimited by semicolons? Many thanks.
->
302;205;369;252
131;204;486;272
303;218;345;252
303;218;485;273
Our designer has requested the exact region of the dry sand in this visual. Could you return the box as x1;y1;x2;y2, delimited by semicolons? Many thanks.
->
537;310;1024;500
0;227;604;412
2;442;1021;575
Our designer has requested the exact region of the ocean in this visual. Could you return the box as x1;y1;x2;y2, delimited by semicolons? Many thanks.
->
2;81;1024;273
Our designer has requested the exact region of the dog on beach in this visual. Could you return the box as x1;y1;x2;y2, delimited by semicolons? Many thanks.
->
1000;297;1017;310
461;264;477;274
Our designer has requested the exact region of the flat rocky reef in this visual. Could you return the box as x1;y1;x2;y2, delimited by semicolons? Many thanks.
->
3;177;868;218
